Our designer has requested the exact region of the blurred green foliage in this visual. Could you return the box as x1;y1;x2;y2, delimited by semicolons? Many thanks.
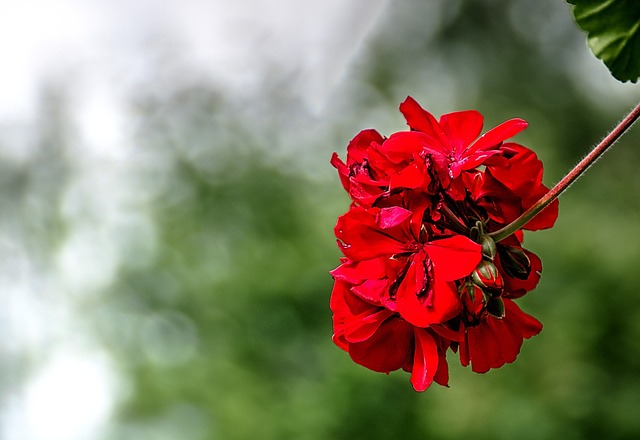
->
5;1;640;439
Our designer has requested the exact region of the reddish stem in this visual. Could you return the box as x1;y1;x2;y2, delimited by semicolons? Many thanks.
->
490;102;640;242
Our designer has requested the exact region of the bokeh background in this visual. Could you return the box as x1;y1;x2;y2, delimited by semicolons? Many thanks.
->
2;0;640;439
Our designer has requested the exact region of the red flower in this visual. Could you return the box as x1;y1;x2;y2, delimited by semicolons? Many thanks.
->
331;129;436;205
330;129;389;206
472;142;559;231
329;96;558;391
330;278;449;391
334;201;482;327
395;96;529;182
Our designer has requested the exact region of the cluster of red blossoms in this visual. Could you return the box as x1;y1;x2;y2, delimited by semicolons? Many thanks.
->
330;97;559;391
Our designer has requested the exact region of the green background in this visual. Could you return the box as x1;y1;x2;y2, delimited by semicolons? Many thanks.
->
4;0;640;439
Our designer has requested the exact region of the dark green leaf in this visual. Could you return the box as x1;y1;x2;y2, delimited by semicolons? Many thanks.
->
568;0;640;83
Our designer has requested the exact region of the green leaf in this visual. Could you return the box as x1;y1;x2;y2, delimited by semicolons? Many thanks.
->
567;0;640;83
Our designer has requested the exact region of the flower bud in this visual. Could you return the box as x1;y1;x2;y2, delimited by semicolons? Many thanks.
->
479;235;496;260
498;245;531;280
471;260;503;295
460;281;486;322
486;297;505;319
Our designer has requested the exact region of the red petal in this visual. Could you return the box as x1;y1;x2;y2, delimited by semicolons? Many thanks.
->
410;328;439;392
430;277;463;322
346;181;386;207
330;282;351;351
381;131;446;163
330;280;370;317
389;161;427;190
348;317;414;373
330;152;386;206
425;235;482;281
439;110;484;156
330;152;351;192
331;281;395;344
345;129;385;164
483;144;558;230
343;308;395;343
487;315;522;367
463;299;542;373
330;280;357;349
330;258;386;285
394;253;431;327
395;254;461;327
399;96;448;146
431;324;461;341
504;299;543;339
452;150;501;175
474;171;523;225
351;279;389;305
432;346;450;387
487;143;543;194
470;118;528;152
467;322;498;373
376;207;412;229
335;206;409;260
458;325;470;367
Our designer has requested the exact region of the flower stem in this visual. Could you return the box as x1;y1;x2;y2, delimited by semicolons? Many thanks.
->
490;102;640;243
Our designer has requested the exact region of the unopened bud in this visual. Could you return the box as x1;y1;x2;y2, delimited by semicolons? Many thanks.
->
486;297;505;319
460;281;486;320
479;235;496;260
471;260;503;294
498;245;531;280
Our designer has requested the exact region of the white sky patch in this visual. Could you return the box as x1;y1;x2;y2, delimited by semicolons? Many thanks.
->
74;86;131;160
4;350;119;440
172;0;388;110
0;0;387;123
0;0;100;121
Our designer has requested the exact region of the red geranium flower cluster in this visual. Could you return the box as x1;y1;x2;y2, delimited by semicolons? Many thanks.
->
330;97;558;391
